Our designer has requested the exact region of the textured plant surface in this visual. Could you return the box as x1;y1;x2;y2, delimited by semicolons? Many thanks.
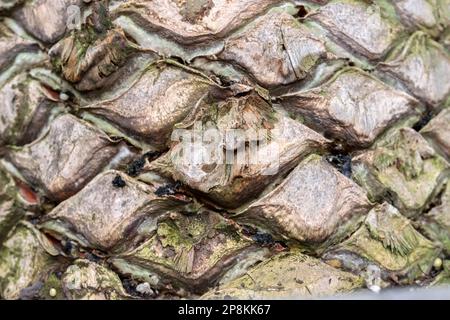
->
0;0;449;300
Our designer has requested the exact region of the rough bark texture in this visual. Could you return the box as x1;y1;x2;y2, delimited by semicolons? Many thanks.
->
0;0;449;300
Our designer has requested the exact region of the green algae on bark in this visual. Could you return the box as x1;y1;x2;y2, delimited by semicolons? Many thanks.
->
47;1;145;92
379;31;450;106
201;249;364;299
309;0;405;60
352;127;449;217
323;203;440;285
417;182;450;255
0;168;23;244
0;72;62;147
61;260;129;300
392;0;450;37
0;222;59;299
0;165;39;245
110;210;259;294
430;260;450;286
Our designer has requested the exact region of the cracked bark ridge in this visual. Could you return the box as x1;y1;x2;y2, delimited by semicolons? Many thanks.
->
236;154;372;245
323;203;440;284
352;127;449;217
7;114;120;201
421;108;450;161
83;65;215;147
310;0;404;60
149;94;329;209
219;10;333;88
0;73;60;146
41;170;189;251
0;222;59;300
279;68;422;148
380;32;450;106
112;0;285;44
110;210;256;293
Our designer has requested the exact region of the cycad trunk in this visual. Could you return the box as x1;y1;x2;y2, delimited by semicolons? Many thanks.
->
0;0;449;300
